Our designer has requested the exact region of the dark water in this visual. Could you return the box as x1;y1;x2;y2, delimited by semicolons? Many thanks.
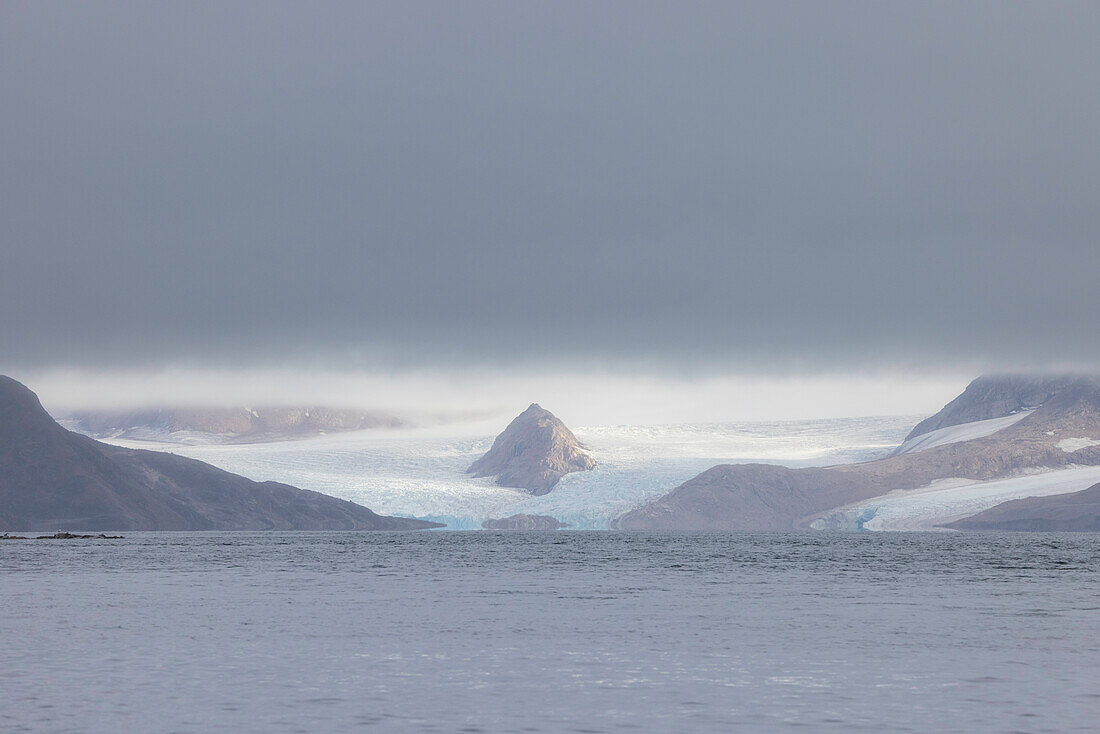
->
3;532;1099;733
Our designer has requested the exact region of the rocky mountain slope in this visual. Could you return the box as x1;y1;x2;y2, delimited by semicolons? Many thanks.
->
468;404;596;495
901;374;1077;442
0;376;440;532
615;375;1100;531
943;483;1100;532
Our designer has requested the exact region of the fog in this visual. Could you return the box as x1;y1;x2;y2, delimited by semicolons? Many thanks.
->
3;2;1098;400
18;366;975;426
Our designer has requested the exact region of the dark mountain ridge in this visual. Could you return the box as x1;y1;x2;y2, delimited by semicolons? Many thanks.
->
0;376;439;532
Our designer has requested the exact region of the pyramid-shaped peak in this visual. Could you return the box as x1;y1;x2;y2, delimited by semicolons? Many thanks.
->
468;404;596;495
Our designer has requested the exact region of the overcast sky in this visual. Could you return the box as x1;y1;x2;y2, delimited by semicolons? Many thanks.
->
3;1;1099;390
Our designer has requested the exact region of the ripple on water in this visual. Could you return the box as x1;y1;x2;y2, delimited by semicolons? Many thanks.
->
2;531;1099;733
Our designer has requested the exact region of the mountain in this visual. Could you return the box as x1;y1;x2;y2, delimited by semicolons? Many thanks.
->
902;374;1079;443
60;405;404;444
615;375;1100;531
467;404;596;495
943;483;1100;532
481;514;570;530
0;376;440;532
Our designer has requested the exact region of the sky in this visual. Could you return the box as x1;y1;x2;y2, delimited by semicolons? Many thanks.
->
2;2;1099;418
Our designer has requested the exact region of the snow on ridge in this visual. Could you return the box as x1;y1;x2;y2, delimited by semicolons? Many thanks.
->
811;464;1100;532
892;410;1034;455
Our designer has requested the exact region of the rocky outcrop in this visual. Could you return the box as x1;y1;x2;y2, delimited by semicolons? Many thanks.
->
616;375;1100;531
468;404;596;495
944;483;1100;532
481;514;570;530
0;376;441;532
61;405;404;444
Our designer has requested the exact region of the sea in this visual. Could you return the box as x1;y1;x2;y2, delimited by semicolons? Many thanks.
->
3;531;1098;733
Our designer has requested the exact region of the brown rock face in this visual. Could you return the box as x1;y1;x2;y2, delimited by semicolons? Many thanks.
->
468;404;596;495
0;375;441;532
615;375;1100;531
481;514;570;530
944;483;1100;532
903;374;1079;442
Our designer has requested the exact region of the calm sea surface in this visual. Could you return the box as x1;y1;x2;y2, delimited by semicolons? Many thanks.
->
3;532;1099;733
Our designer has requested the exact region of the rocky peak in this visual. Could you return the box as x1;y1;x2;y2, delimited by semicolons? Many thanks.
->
904;374;1097;442
467;404;596;495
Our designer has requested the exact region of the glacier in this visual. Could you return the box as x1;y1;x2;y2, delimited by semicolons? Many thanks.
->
891;410;1034;455
103;415;915;529
100;411;1100;531
811;465;1100;531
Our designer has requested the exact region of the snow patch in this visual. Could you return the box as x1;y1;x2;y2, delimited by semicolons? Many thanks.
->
1056;437;1100;453
893;411;1033;455
812;465;1100;531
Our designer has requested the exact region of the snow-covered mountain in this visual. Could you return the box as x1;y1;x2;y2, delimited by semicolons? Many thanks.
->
617;375;1100;531
85;374;1100;532
944;482;1100;531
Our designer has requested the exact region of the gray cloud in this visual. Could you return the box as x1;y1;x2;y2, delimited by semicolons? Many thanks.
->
2;1;1099;373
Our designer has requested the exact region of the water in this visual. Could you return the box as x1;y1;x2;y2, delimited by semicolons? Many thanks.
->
3;532;1099;733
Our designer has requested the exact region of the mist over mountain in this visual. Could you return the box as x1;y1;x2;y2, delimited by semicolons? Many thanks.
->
0;376;438;531
6;4;1100;733
61;405;405;444
2;2;1099;374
